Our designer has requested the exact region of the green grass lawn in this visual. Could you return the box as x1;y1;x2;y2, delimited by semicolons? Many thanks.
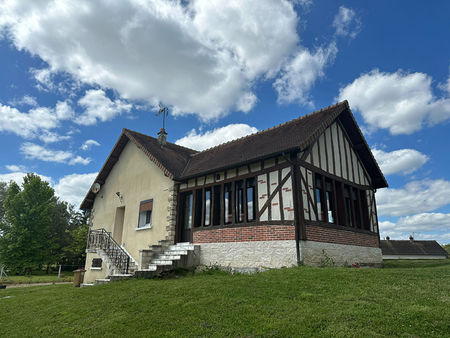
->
0;260;449;337
0;272;74;284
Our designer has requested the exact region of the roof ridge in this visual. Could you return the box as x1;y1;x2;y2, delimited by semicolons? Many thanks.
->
190;100;348;156
124;128;198;153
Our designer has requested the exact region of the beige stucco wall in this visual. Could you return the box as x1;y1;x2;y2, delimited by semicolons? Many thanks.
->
83;252;108;284
88;140;174;272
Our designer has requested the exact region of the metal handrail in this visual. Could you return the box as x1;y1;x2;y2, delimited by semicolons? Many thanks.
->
87;228;130;274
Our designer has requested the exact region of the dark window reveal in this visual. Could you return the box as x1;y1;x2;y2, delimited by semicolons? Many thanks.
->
315;175;326;221
194;189;203;227
213;185;221;226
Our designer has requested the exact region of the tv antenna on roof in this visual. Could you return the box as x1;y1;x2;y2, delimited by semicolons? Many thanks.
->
156;104;169;131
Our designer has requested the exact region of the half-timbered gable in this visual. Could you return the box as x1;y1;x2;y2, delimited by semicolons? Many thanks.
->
81;100;387;283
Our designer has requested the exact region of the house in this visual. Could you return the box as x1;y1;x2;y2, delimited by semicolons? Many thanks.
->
380;237;449;260
81;100;388;284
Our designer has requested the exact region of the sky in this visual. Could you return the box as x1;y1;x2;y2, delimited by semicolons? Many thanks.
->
0;0;449;243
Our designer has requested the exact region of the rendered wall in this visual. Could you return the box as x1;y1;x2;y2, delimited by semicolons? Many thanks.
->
197;238;382;270
89;141;174;266
83;252;108;284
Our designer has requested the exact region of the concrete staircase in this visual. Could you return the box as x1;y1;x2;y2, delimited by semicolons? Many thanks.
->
135;242;199;278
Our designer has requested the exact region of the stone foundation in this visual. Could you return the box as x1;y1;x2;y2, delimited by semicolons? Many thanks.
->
301;240;382;266
198;239;382;269
199;240;297;269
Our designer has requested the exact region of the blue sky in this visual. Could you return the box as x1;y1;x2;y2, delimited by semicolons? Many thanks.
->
0;1;449;243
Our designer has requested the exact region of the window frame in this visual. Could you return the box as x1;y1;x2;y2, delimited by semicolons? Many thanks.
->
137;199;153;229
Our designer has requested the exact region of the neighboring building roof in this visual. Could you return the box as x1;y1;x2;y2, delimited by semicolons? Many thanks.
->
80;100;387;210
380;240;449;257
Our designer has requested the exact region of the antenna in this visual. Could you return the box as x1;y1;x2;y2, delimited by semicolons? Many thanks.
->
156;104;169;130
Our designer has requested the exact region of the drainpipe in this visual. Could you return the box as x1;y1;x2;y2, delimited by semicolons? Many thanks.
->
282;152;301;266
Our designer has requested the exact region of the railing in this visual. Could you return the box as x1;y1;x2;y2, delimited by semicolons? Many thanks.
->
87;228;130;274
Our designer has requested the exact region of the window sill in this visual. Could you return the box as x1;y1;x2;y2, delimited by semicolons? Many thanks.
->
136;225;152;231
90;267;102;271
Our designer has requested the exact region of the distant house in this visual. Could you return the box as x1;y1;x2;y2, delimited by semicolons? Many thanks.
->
80;101;388;285
380;237;449;259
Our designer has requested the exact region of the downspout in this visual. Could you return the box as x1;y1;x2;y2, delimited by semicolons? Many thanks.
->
282;152;301;266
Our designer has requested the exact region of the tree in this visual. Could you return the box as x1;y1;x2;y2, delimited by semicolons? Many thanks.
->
0;174;57;273
0;181;8;227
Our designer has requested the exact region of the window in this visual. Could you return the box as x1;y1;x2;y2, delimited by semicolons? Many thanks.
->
224;183;233;224
194;189;203;227
92;258;102;268
246;178;256;222
315;175;326;221
343;186;354;227
181;175;258;227
212;185;221;226
138;199;153;228
182;192;193;230
235;180;244;223
204;188;211;226
325;180;335;223
314;173;373;231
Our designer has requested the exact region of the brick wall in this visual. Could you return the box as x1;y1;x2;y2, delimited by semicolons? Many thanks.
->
193;225;295;243
306;225;379;248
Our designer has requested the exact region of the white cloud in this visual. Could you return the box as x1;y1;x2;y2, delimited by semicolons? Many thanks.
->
0;171;52;186
54;173;97;207
0;104;59;139
372;148;429;175
338;69;450;134
273;43;338;105
332;6;361;39
379;213;450;244
81;139;101;151
0;0;300;120
20;142;91;165
176;124;258;151
55;100;74;120
38;131;71;144
0;170;97;207
376;179;450;217
76;89;132;125
5;165;26;172
8;95;38;107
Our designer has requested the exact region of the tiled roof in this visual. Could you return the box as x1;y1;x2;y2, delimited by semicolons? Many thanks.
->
180;101;346;178
380;240;449;257
80;100;388;210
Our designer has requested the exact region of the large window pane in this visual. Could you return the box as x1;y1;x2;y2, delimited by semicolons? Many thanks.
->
224;183;232;224
204;188;211;226
182;192;193;229
194;189;203;227
246;178;256;222
235;180;244;223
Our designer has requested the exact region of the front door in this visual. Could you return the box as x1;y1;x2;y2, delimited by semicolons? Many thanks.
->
113;206;125;245
179;191;193;242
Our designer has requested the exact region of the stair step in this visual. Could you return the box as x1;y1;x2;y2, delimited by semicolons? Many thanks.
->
176;242;191;246
95;278;111;285
158;255;181;260
164;250;187;255
151;259;173;265
169;244;194;250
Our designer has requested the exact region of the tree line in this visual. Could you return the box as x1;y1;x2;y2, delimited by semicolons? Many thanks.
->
0;173;88;274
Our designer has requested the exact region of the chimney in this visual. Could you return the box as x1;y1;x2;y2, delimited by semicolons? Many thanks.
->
158;128;167;146
409;235;414;242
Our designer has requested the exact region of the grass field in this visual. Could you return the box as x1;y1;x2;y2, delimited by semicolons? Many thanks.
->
0;260;449;337
0;273;74;284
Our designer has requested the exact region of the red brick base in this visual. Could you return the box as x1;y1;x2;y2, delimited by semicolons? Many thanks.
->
306;225;379;247
193;225;295;243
